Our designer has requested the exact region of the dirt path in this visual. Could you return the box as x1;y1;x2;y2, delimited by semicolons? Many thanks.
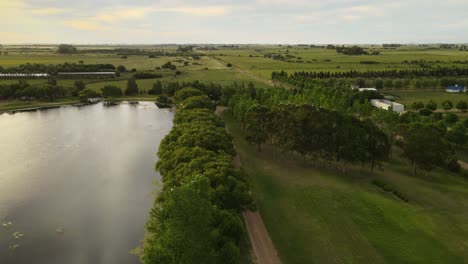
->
215;106;282;264
207;56;275;87
243;210;282;264
458;160;468;170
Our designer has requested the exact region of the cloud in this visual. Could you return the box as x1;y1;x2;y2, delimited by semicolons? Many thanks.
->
93;7;155;22
156;6;230;16
64;20;110;31
30;7;69;15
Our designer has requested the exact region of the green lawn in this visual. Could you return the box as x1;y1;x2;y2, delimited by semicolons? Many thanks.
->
222;111;468;264
388;90;468;108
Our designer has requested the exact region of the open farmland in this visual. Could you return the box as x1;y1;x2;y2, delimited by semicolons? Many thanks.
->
222;110;468;264
203;46;468;79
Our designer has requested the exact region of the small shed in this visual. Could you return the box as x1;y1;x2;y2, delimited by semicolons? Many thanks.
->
370;99;404;113
446;85;466;93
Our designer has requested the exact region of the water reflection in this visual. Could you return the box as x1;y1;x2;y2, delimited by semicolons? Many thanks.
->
0;102;173;264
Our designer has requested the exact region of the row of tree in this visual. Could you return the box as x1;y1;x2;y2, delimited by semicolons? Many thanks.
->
273;66;468;80
141;88;253;263
0;63;115;74
227;83;464;175
228;87;390;170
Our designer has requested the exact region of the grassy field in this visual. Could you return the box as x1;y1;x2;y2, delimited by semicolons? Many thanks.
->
222;111;468;264
204;47;468;79
387;90;468;106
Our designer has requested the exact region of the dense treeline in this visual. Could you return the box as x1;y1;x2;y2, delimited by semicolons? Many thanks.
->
228;86;390;170
0;80;69;101
272;70;468;89
273;66;468;79
141;88;253;264
0;63;115;74
335;45;375;55
149;80;225;102
227;83;465;175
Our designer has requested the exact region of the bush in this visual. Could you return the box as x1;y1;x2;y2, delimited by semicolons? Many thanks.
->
411;101;424;110
372;179;409;202
445;112;459;124
426;100;437;110
174;87;204;102
101;85;122;97
133;72;162;79
419;108;433;116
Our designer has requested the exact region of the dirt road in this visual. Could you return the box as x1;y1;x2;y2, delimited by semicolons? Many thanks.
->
215;106;281;264
207;56;275;87
243;210;282;264
458;160;468;170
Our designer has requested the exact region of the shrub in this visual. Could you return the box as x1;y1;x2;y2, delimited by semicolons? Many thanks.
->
372;179;409;202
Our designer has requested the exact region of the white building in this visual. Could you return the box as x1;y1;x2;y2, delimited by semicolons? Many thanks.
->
446;85;466;93
0;73;50;78
358;88;378;92
350;85;377;92
371;99;404;113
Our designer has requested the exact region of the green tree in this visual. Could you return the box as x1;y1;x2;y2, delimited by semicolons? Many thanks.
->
78;88;101;102
411;101;424;110
399;123;451;175
125;78;139;95
74;80;86;91
57;44;77;54
446;122;467;145
101;85;122;97
143;176;217;264
181;95;213;110
456;100;468;112
445;112;459;124
149;81;163;95
441;100;453;111
116;65;126;72
174;87;204;103
245;105;270;151
426;100;437;111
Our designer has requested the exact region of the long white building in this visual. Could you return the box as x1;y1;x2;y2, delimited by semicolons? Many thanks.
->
0;73;50;78
370;99;404;113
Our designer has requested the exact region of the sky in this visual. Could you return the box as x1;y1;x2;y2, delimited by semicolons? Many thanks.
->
1;0;468;44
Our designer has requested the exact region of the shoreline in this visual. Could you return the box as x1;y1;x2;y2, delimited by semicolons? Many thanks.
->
0;97;158;114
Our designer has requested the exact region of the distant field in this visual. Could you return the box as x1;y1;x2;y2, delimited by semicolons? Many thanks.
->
388;90;468;107
222;111;468;264
3;45;468;109
204;48;468;79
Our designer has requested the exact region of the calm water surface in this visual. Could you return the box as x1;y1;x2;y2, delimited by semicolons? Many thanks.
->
0;102;173;264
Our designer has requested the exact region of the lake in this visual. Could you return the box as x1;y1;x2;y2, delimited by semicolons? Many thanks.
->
0;102;174;264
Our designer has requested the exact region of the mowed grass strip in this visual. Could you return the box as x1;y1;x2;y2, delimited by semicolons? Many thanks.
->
221;111;468;264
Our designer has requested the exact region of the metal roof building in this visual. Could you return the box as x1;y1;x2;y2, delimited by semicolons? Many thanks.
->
446;85;466;93
371;99;404;113
0;73;50;78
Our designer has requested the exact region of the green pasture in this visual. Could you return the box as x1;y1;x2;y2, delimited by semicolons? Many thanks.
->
388;90;468;107
204;47;468;79
222;111;468;264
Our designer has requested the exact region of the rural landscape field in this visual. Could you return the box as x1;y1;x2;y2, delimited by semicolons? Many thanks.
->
1;0;468;263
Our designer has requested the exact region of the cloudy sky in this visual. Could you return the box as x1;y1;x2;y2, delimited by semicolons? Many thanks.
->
1;0;468;44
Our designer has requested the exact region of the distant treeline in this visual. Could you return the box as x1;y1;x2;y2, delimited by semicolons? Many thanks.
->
141;88;253;263
273;67;468;79
272;70;468;89
0;80;68;101
0;63;115;74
